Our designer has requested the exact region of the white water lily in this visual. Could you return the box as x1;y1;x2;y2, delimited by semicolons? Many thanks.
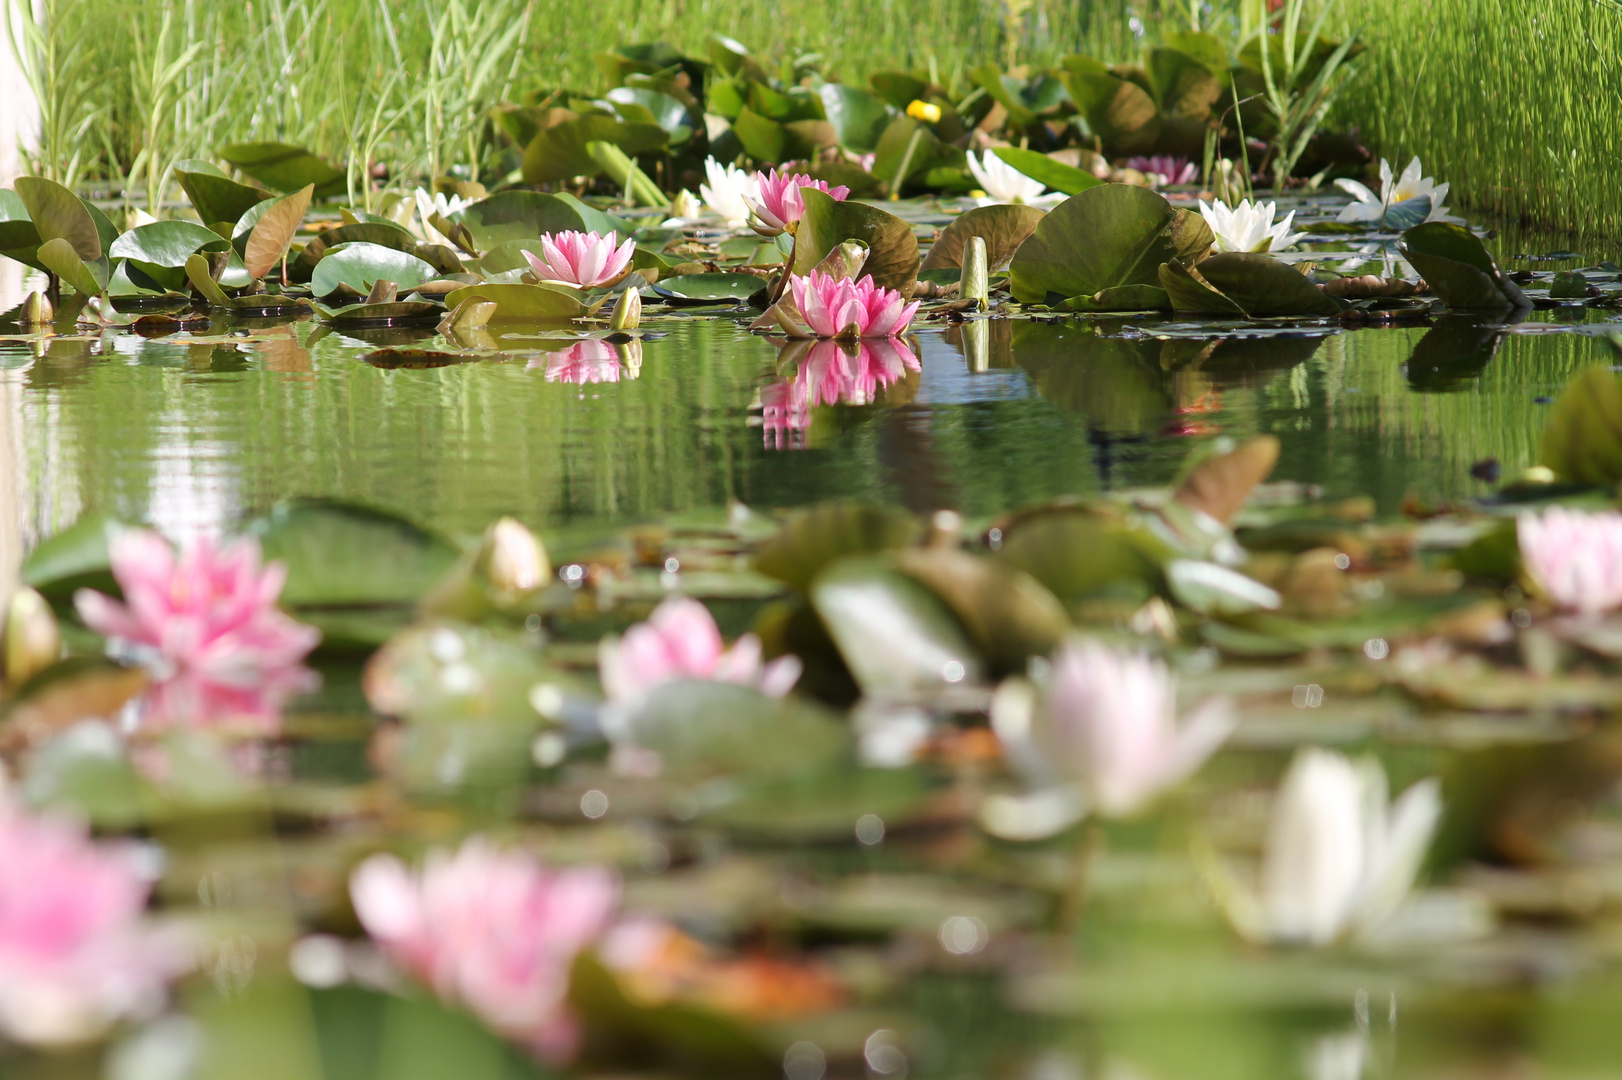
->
1334;156;1454;225
1214;748;1442;946
698;158;760;229
414;187;473;246
966;151;1064;209
1198;198;1306;253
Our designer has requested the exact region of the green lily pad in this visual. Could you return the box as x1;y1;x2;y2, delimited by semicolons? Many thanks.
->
970;63;1038;129
176;169;271;228
453;191;622;250
441;282;587;320
992;147;1101;196
1009;184;1212;304
621;680;850;785
521;115;668;184
920;203;1046;272
289;222;417;282
651;272;765;304
37;237;105;297
1175;252;1345;317
753;501;922;592
1159;257;1247;315
309;243;438;299
109;221;229;291
1400;222;1530;311
1540;365;1622;485
248;500;458;610
604;86;691;138
19;512;116;599
1057;67;1161;157
1062;284;1173;313
792;188;920;295
217;142;346;195
14;176;101;261
892;547;1070;674
818;83;894;153
993;506;1164;608
872;115;966;189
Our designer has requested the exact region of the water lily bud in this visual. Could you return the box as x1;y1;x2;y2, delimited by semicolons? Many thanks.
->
3;587;61;689
905;99;942;124
609;287;641;331
19;291;52;326
670;189;701;219
483;517;549;605
960;235;989;309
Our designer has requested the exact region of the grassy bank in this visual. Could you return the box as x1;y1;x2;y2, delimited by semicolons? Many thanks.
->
1335;0;1622;236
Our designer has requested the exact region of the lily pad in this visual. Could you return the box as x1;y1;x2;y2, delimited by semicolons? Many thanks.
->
176;169;271;228
992;147;1101;196
454;192;622;250
1170;252;1345;317
441;283;587;321
36;238;105;297
521;115;668;184
14;176;101;261
792;189;920;295
1061;284;1172;313
620;680;850;785
651;272;765;304
248;500;458;610
289;222;417;282
920;203;1046;272
109;221;230;291
892;548;1070;674
1159;257;1246;316
1400;222;1530;311
817;83;893;153
993;507;1163;608
217;142;346;195
1539;365;1622;485
1057;67;1162;157
315;300;444;327
1009;184;1212;304
810;556;983;695
309;243;438;299
242;184;312;281
753;501;922;592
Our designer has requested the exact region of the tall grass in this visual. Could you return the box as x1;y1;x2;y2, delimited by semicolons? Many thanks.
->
1334;0;1622;236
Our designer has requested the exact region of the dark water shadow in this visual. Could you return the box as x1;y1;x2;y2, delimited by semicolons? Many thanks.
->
1404;314;1526;391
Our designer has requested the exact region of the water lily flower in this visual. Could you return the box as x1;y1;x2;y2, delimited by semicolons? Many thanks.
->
1036;638;1235;817
1335;156;1454;225
1517;506;1622;616
522;230;635;289
787;270;920;339
414;187;474;246
1218;748;1442;946
0;796;186;1045
966;151;1064;209
529;340;635;385
75;529;319;681
698;158;761;229
597;596;801;704
1126;155;1199;187
1198;197;1307;253
351;839;619;1063
746;169;850;236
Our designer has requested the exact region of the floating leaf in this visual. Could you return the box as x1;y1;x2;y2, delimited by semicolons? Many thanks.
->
753;501;922;592
309;243;438;299
621;680;850;785
810;556;983;695
441;282;587;321
249;500;458;610
454;191;622;250
893;548;1069;674
176;169;271;228
1184;252;1344;317
1165;559;1281;615
521;116;668;184
651;272;766;304
920;203;1046;272
1539;365;1622;485
14;176;101;261
243;184;312;281
36;237;104;297
992;147;1101;196
314;300;443;327
792;189;919;295
1009;185;1211;304
289;222;417;281
1399;222;1529;311
217;142;345;194
993;508;1163;608
1061;284;1172;312
1158;257;1246;315
110;221;230;290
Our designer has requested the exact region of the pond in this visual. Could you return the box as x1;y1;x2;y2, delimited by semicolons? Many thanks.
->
6;189;1622;1080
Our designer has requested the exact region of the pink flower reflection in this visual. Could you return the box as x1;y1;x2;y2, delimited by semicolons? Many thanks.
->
753;339;920;449
350;839;619;1063
0;798;186;1045
528;339;641;385
141;664;320;735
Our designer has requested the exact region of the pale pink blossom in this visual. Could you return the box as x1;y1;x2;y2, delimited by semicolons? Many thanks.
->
529;340;624;384
1126;155;1199;186
746;169;850;235
140;665;320;735
1517;506;1622;615
1042;638;1234;817
788;271;920;339
350;839;619;1063
597;596;801;703
754;340;920;448
75;529;319;680
523;230;635;289
0;798;185;1044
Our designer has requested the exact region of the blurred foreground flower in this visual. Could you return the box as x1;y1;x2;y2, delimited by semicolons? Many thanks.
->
1213;748;1442;946
699;158;761;229
966;151;1062;209
787;271;920;339
1517;506;1622;616
140;665;319;734
75;529;318;681
523;230;635;289
1335;156;1453;225
0;797;185;1044
598;596;801;704
747;169;849;236
351;839;619;1062
1198;198;1305;254
1126;155;1198;187
529;339;641;385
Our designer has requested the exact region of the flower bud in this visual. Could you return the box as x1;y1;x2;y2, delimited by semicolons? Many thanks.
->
3;587;61;689
609;287;641;331
905;99;943;124
483;518;548;605
19;291;53;326
960;235;989;309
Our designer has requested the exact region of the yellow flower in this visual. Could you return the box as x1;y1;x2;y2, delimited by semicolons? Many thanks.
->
905;99;942;124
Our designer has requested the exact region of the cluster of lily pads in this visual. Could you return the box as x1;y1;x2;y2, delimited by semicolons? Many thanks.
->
7;344;1622;1070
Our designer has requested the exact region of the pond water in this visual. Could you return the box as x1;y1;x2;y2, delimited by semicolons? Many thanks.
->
5;201;1622;1080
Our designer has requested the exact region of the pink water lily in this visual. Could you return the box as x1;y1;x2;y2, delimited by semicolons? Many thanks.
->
523;230;635;289
75;528;319;680
788;270;919;339
1126;155;1199;186
0;798;185;1045
598;596;801;703
1517;506;1622;616
528;339;639;385
351;839;619;1063
754;339;920;448
141;664;320;735
747;169;850;235
1041;638;1234;817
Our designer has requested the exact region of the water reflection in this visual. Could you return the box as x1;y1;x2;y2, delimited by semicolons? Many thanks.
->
1404;314;1520;391
527;339;643;385
753;337;921;449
